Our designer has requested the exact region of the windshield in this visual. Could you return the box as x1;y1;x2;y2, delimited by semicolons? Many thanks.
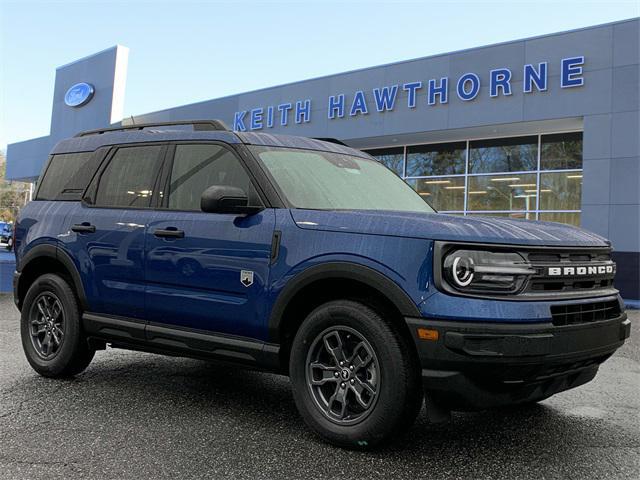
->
251;146;435;213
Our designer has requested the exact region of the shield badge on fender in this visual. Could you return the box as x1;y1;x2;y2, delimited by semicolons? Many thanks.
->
240;270;254;287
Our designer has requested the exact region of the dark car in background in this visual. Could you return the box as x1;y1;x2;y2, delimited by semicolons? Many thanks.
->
0;222;13;251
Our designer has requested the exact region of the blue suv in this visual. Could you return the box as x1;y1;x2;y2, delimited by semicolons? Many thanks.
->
14;120;630;448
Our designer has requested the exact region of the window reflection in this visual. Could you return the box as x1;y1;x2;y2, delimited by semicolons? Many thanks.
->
406;142;466;177
541;132;583;170
539;172;582;211
94;146;164;208
469;136;538;173
406;176;465;211
539;212;581;226
467;212;536;220
467;173;538;212
365;147;404;176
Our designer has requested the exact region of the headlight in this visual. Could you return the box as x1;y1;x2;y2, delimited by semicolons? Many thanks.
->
442;249;535;294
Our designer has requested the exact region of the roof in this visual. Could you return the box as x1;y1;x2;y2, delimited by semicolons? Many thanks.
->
235;132;369;158
51;129;241;154
51;128;370;158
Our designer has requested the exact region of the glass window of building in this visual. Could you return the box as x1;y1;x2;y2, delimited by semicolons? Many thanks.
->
364;131;582;226
540;132;583;170
467;173;538;212
405;176;465;211
405;142;466;177
365;147;404;176
539;212;581;226
468;136;538;173
539;172;582;211
467;212;536;220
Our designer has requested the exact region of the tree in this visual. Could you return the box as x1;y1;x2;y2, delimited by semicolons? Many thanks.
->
0;150;31;224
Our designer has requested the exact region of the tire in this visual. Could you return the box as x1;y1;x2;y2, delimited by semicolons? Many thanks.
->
20;273;95;378
289;300;422;449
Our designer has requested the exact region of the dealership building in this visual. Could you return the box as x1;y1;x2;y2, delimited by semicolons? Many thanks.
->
5;18;639;302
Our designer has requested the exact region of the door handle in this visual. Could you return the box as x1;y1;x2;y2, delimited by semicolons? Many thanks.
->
71;223;96;234
154;228;185;239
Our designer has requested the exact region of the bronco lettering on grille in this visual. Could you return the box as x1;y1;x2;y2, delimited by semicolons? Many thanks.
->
547;264;615;276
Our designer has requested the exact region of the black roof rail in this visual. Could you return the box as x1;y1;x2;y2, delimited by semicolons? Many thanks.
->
313;137;349;147
75;120;230;137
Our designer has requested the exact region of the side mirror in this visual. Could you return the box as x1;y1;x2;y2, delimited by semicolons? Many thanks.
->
200;185;263;215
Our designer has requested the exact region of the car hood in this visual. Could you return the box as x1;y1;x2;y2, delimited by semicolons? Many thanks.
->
290;210;609;247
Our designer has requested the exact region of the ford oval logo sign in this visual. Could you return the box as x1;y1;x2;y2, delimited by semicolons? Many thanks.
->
64;82;95;107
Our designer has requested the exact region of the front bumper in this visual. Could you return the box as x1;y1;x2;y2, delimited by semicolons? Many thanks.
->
406;313;630;410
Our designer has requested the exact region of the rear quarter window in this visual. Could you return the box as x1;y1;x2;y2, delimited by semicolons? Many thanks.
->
36;152;102;201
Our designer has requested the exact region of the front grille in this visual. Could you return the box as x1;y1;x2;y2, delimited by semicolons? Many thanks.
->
550;300;621;326
527;252;610;263
523;248;616;296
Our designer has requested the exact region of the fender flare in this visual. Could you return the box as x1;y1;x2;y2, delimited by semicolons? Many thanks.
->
16;244;89;310
267;261;421;342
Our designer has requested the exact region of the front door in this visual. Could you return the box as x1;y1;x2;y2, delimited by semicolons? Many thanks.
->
144;143;274;339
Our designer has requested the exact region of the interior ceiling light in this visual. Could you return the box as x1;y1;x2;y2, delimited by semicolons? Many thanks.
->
425;180;451;184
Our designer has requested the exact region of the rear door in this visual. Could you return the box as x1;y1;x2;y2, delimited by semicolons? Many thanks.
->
62;144;167;320
144;142;275;339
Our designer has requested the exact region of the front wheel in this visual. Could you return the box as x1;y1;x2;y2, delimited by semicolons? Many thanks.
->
289;300;422;449
20;273;95;378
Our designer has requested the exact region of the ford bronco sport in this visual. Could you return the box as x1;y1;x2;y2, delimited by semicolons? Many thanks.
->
14;120;630;449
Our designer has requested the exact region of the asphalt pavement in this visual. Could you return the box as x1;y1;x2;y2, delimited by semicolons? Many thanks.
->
1;294;638;480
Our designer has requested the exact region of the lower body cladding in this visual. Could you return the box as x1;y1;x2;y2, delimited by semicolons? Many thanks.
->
81;313;281;371
406;311;631;410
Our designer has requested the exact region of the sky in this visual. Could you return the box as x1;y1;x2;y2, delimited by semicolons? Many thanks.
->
0;0;638;150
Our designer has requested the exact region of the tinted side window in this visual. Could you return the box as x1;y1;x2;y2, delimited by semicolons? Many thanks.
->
168;144;261;211
94;146;164;208
36;152;100;201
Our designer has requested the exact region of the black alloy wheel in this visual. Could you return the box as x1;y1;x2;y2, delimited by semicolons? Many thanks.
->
29;292;66;359
306;326;380;425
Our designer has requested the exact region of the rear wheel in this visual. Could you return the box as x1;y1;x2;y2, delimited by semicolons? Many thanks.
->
20;273;95;378
289;300;422;449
